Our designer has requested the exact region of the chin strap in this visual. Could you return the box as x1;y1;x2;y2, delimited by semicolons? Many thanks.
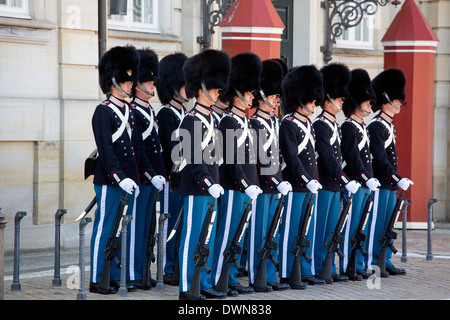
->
352;98;371;115
235;89;252;108
137;82;154;98
259;89;275;111
112;77;132;97
357;106;371;115
300;102;314;115
201;82;216;105
383;92;401;112
326;93;342;111
174;89;189;103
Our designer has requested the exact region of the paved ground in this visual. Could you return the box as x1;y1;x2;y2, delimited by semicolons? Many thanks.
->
2;223;450;303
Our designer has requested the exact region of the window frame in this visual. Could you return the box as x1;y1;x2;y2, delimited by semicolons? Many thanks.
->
108;0;159;34
0;0;30;19
335;10;375;50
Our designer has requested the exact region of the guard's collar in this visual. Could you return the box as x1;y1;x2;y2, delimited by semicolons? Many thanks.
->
195;102;212;115
109;95;126;108
322;109;337;122
133;97;149;108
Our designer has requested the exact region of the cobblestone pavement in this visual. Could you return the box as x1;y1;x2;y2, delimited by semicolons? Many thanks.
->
3;225;450;302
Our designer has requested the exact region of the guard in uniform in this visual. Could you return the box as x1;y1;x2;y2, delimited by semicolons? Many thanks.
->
177;49;231;300
212;52;263;295
248;59;291;292
90;45;157;294
279;65;324;287
340;68;380;280
312;63;360;283
366;68;414;276
155;52;188;284
131;48;166;288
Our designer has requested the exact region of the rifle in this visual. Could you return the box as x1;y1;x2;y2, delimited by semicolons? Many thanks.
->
75;196;97;222
376;190;404;275
318;193;353;283
345;191;373;280
253;195;285;292
214;199;254;293
142;191;159;290
167;202;184;286
289;194;314;289
99;193;129;292
187;198;217;298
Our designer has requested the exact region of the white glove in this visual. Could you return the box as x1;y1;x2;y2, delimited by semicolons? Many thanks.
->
366;178;381;191
245;185;262;200
119;178;137;194
398;178;414;191
277;181;292;196
151;175;166;191
306;180;322;194
208;184;224;199
345;180;361;194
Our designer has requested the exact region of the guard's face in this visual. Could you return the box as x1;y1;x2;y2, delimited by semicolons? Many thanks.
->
140;81;155;97
179;86;187;101
334;97;344;109
120;81;134;96
359;100;372;115
390;99;402;114
243;91;254;106
305;101;316;113
268;94;281;109
209;88;221;102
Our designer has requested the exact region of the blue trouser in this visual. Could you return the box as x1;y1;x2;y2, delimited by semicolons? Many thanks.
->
314;190;341;275
90;184;137;283
248;193;280;285
279;192;317;278
160;182;183;276
133;183;158;281
178;195;217;292
340;187;371;273
365;188;397;269
212;190;253;286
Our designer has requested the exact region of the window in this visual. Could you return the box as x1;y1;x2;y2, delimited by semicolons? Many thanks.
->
108;0;159;33
0;0;30;19
336;14;374;50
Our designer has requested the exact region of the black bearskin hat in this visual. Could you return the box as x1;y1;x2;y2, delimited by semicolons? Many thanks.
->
156;52;188;104
342;68;376;117
137;48;159;84
281;65;324;114
320;62;351;101
252;59;284;107
221;52;262;103
98;45;140;94
271;58;288;78
371;68;406;112
183;49;231;99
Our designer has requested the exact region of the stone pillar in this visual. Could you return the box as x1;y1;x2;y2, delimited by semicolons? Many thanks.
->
382;0;439;228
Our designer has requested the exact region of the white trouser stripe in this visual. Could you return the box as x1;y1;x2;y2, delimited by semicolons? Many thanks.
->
181;195;193;292
342;190;352;272
281;192;293;277
92;185;107;283
248;197;258;283
367;189;380;269
214;191;234;285
128;190;138;280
